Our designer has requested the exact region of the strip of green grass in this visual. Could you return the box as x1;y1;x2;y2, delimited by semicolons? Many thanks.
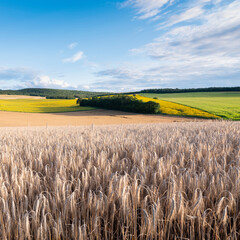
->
140;92;240;120
0;99;95;113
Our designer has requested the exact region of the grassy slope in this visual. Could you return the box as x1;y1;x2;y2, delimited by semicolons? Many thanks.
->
134;95;218;119
139;92;240;120
0;99;95;113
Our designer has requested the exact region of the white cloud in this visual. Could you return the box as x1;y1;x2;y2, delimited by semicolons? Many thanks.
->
63;51;84;63
0;67;73;89
122;0;224;22
122;0;171;19
27;75;70;89
146;0;240;64
68;42;78;49
158;6;204;28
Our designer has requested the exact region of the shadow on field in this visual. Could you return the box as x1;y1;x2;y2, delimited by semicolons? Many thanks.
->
49;109;205;121
49;109;140;117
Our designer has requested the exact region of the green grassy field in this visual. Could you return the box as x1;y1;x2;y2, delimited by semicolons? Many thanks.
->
0;99;95;113
140;92;240;120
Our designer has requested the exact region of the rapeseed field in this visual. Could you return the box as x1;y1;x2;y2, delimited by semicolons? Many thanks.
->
140;92;240;120
135;95;218;118
0;99;95;113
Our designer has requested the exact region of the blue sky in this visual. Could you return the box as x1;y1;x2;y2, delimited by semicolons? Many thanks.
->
0;0;239;91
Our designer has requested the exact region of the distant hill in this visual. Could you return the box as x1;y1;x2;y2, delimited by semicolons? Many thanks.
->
1;87;239;99
138;87;240;94
0;88;110;99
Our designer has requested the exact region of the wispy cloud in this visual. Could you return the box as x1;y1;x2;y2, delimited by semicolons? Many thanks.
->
157;6;204;29
138;0;240;71
68;42;78;49
96;0;240;91
97;68;143;80
121;0;223;21
121;0;172;20
63;51;84;63
94;63;180;92
0;67;35;82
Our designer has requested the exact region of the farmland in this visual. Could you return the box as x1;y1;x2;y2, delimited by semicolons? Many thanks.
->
0;109;193;127
134;95;218;119
140;92;240;120
0;92;238;122
78;94;218;119
0;122;239;239
0;99;95;113
0;95;45;99
0;95;203;127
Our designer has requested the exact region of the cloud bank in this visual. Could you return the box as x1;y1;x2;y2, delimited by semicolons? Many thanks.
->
0;67;72;89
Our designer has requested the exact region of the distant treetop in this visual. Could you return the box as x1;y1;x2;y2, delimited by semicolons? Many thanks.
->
0;88;110;99
139;87;240;94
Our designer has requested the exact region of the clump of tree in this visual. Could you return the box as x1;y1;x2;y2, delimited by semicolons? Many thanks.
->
77;95;160;113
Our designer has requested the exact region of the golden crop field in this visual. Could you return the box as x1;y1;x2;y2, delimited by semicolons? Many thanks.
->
0;95;45;99
135;95;218;119
0;122;239;239
0;99;95;113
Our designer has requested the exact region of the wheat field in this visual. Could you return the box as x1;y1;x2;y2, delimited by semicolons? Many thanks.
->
0;122;239;239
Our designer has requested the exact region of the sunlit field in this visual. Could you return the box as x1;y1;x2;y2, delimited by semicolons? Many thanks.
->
140;92;240;120
135;95;218;119
0;122;239;239
0;99;95;113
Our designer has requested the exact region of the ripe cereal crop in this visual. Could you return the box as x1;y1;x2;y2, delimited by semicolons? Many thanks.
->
0;121;239;239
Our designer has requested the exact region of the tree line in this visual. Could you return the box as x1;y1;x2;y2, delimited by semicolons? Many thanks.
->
138;86;240;94
0;88;109;99
77;95;160;114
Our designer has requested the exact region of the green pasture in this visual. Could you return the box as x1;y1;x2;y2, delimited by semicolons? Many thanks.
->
140;92;240;120
0;99;95;113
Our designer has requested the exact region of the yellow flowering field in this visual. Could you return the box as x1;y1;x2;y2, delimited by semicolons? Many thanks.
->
0;99;95;113
134;95;218;118
140;92;240;120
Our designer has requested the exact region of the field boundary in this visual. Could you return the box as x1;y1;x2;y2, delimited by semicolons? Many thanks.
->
136;94;218;119
138;93;238;119
154;98;220;119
